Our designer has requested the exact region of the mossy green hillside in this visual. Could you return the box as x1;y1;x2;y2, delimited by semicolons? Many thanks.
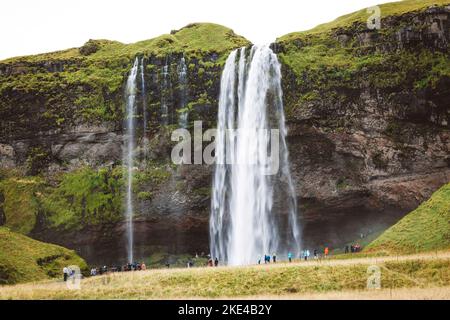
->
365;183;450;254
40;167;124;231
279;0;450;40
276;0;450;118
0;227;87;284
0;23;250;132
0;177;42;234
0;167;125;234
0;162;175;233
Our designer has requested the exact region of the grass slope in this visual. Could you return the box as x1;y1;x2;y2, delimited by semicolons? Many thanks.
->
0;253;449;299
279;0;450;40
0;227;88;285
366;183;450;254
1;23;249;64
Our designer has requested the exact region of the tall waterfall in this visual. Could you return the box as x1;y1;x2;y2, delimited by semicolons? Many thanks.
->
210;45;301;266
178;56;188;128
124;58;139;263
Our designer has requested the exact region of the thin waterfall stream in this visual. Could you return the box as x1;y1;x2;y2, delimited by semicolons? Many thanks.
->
123;58;139;263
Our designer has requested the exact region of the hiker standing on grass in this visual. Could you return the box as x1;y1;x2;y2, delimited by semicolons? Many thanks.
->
63;267;69;281
306;249;310;261
288;252;293;263
272;253;277;263
324;247;329;258
214;257;219;267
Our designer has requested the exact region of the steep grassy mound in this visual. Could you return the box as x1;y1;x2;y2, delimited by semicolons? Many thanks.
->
366;183;450;254
0;227;87;285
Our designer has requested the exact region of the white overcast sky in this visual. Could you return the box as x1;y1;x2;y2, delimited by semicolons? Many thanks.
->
1;0;397;60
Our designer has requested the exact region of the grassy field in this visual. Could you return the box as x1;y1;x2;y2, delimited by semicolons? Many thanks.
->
1;251;449;299
366;183;450;255
0;227;87;285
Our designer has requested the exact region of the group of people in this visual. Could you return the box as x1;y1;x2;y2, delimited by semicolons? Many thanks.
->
257;253;277;264
62;266;76;281
257;247;331;264
65;244;358;280
89;262;147;276
207;257;219;267
300;247;330;261
345;244;362;253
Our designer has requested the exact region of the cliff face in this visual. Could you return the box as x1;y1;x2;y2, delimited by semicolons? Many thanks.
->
276;3;450;247
0;23;249;264
0;3;449;264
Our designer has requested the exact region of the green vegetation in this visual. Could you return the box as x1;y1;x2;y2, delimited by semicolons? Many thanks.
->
133;162;172;187
0;23;250;127
0;167;126;233
279;0;450;40
366;183;450;254
0;177;42;234
276;0;450;118
40;167;123;230
146;252;208;269
0;161;175;233
0;254;449;298
0;227;87;285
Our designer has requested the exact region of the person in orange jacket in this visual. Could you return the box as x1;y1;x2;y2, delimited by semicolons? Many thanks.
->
324;247;329;257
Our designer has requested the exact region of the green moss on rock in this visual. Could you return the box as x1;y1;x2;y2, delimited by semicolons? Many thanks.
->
0;23;250;133
40;167;123;230
0;177;42;234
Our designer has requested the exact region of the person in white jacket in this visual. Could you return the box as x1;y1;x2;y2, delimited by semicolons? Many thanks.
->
63;267;69;281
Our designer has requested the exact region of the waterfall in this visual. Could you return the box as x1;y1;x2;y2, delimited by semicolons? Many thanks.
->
178;56;188;128
161;58;170;125
210;45;301;266
124;58;139;263
140;57;149;157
